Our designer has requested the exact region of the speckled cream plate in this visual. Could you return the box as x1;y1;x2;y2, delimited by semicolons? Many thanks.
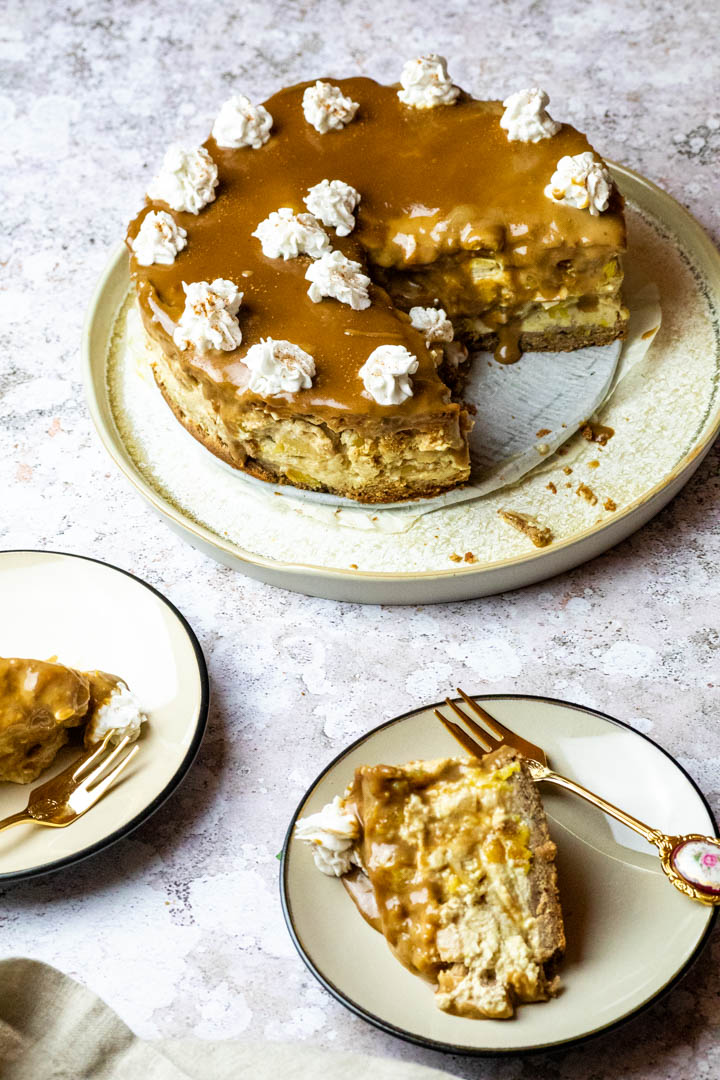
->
0;550;209;882
83;165;720;604
281;696;718;1055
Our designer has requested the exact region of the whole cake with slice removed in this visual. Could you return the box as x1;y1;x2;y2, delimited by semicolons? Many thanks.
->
126;56;627;503
295;745;565;1019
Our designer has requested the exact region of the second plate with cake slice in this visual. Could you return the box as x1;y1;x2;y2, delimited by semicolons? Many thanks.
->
281;695;717;1054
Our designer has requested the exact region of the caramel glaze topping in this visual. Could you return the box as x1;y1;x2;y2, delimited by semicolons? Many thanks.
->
127;77;626;419
0;657;90;732
0;659;122;734
342;756;535;982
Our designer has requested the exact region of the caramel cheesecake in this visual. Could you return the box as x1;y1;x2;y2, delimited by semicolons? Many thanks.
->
295;746;565;1019
126;56;627;503
0;657;146;784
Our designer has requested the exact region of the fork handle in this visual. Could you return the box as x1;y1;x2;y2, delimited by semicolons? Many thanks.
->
531;761;720;906
0;812;33;833
529;762;658;844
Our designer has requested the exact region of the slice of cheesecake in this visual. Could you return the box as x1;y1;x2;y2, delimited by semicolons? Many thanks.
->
0;657;146;784
343;747;565;1018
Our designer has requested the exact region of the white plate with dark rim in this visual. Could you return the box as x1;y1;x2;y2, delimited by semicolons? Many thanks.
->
83;165;720;605
0;550;209;882
281;695;718;1055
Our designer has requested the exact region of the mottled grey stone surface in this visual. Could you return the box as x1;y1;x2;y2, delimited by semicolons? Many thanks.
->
0;1;719;1076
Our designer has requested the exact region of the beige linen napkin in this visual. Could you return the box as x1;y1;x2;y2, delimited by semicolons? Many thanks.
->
0;958;459;1080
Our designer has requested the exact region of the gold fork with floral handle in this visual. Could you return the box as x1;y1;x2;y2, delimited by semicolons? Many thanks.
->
435;689;720;906
0;731;139;832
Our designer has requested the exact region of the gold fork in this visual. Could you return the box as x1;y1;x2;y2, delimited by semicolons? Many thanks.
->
436;689;720;907
0;731;139;833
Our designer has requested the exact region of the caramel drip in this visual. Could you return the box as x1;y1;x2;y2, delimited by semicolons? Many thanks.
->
341;868;382;932
127;77;626;415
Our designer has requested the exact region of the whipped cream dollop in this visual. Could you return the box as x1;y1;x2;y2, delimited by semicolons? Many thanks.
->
305;250;371;309
243;337;315;396
303;179;361;236
500;88;561;143
85;683;147;747
359;344;419;405
212;93;273;149
545;152;612;215
295;796;360;877
397;54;459;109
173;278;243;352
409;305;454;343
147;145;218;214
130;210;187;266
252;208;330;260
302;81;359;133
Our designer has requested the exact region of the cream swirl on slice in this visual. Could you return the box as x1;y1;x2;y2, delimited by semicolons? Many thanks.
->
173;279;243;352
303;179;361;236
252;208;330;260
409;305;454;343
212;93;273;149
302;81;359;133
85;683;147;747
544;152;612;215
295;796;360;877
243;338;315;396
305;250;371;309
147;145;218;214
359;344;419;406
397;54;459;109
131;210;187;266
500;87;561;143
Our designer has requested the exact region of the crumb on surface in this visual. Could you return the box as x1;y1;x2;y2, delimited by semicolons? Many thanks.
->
463;551;477;563
604;497;617;511
536;428;551;437
588;459;600;468
498;509;553;548
576;482;598;506
547;482;557;494
563;466;573;475
349;563;358;569
581;422;614;446
449;552;462;562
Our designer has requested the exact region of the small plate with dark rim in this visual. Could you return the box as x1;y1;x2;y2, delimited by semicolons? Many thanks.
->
0;550;209;882
281;695;717;1055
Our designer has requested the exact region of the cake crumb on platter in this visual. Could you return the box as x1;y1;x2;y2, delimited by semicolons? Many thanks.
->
498;509;553;548
576;483;598;505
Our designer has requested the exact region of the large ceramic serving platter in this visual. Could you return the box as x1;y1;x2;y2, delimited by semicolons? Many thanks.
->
281;695;718;1055
83;165;720;604
0;550;209;881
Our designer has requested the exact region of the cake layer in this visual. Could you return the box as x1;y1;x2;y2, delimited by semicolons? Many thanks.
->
147;317;471;501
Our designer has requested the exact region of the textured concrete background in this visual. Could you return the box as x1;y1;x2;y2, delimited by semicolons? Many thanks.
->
1;1;719;1076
